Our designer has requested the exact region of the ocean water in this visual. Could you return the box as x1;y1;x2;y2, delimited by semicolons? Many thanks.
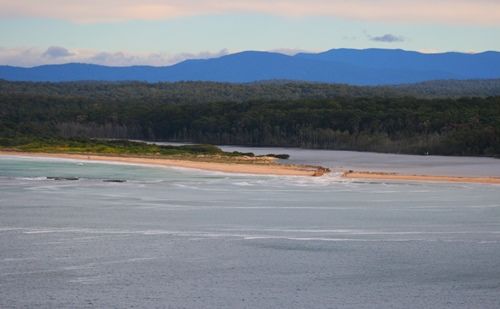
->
1;155;500;308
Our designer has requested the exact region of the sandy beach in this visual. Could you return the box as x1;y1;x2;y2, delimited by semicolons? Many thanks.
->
2;151;499;183
342;170;500;184
0;151;327;177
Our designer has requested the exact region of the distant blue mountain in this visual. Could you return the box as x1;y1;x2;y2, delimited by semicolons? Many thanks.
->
296;49;500;79
1;49;499;85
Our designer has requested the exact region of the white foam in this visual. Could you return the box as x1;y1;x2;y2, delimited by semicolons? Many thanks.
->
233;181;253;186
18;177;47;181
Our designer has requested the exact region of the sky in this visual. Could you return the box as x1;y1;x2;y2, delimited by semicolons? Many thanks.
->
0;0;499;67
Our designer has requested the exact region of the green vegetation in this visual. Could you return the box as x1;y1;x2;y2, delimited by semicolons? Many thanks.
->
0;138;226;157
0;137;292;162
1;80;499;157
1;79;499;103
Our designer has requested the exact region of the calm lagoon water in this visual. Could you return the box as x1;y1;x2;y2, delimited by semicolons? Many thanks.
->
1;152;500;308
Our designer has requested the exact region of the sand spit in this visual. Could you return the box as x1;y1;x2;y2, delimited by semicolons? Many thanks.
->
342;170;500;184
0;151;329;177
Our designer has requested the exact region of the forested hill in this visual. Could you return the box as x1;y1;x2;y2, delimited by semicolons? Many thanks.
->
1;79;500;103
1;90;499;157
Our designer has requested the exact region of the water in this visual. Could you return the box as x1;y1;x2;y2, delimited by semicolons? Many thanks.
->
155;141;500;176
220;145;500;177
1;154;500;308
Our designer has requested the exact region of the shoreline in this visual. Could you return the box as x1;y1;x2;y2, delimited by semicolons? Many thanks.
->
342;170;500;185
0;151;327;177
1;151;499;184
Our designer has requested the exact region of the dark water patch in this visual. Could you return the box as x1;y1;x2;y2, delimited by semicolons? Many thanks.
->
46;177;79;181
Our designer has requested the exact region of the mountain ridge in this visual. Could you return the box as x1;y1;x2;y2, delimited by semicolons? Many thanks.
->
1;48;499;85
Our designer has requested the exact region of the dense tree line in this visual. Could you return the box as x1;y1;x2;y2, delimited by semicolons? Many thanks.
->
1;79;500;104
1;91;499;156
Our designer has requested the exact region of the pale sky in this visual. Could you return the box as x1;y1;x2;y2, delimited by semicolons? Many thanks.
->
1;0;499;66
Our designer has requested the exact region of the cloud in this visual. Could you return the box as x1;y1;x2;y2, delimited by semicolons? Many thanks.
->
0;47;230;67
165;49;230;64
370;34;405;43
42;46;74;58
0;0;499;25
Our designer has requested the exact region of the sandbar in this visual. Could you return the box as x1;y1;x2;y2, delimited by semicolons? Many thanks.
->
342;170;500;184
0;151;328;177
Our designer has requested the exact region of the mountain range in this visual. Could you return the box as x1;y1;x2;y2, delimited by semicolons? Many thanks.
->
1;48;499;85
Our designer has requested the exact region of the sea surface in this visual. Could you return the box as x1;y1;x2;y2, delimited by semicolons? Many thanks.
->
1;150;500;308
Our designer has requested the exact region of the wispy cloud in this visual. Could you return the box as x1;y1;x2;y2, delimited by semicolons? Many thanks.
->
0;0;499;25
370;34;405;43
0;47;230;67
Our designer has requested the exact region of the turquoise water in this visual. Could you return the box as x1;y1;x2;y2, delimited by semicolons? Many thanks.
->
1;155;500;308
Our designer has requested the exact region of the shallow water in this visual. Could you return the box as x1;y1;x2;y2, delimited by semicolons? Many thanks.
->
220;145;500;177
1;155;500;308
154;141;500;176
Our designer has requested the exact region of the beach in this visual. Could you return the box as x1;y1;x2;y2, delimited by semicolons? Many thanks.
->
0;151;327;177
2;150;500;183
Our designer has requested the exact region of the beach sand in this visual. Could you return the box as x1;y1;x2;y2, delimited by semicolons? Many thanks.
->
0;151;327;177
2;151;499;183
342;170;500;184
